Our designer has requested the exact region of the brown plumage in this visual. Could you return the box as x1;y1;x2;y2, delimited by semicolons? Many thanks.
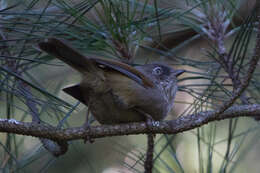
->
38;38;185;124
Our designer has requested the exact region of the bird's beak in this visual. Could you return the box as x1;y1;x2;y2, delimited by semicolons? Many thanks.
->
174;69;185;77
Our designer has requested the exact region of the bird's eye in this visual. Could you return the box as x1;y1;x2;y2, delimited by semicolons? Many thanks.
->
152;66;163;75
98;64;106;69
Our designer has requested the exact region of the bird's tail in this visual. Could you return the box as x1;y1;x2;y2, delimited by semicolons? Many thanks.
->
38;38;97;73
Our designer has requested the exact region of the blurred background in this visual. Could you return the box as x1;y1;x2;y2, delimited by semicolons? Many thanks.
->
0;0;260;172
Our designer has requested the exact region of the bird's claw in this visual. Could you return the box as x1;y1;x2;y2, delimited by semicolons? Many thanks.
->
83;123;95;144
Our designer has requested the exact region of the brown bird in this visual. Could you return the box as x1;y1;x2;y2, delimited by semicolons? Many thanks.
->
38;38;185;125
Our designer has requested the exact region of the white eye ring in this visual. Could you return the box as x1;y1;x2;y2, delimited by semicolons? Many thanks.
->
152;66;162;75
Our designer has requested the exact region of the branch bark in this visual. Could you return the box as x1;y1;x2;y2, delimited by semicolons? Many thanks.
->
0;104;259;142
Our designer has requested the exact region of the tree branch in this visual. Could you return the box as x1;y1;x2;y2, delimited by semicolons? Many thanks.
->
0;104;259;142
214;5;260;116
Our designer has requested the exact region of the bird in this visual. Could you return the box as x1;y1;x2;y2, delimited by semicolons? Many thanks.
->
38;38;185;125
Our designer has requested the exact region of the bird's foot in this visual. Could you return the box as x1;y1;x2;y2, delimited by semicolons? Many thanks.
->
82;122;95;144
145;118;159;138
146;117;160;128
135;108;160;130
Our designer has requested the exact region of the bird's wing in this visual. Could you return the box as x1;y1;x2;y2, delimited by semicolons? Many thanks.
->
62;84;88;105
93;58;154;88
